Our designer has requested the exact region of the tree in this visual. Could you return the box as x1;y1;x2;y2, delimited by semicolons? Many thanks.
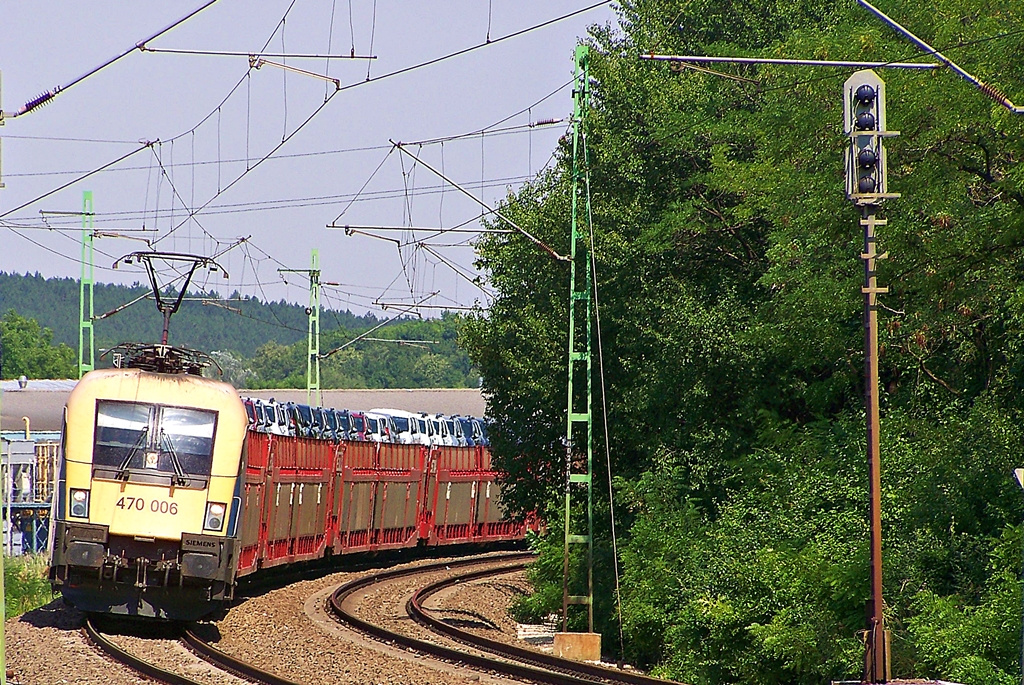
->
462;0;1024;681
0;310;76;379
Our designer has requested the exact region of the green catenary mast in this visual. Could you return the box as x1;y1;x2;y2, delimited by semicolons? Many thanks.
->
280;248;321;406
79;191;95;377
307;249;321;407
561;44;595;635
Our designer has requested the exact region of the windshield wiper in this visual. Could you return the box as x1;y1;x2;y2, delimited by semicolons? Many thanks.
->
159;430;190;486
115;427;149;480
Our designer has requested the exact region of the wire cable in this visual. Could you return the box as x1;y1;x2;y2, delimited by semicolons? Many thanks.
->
582;123;626;664
164;0;299;144
6;122;561;179
7;1;219;117
335;1;609;95
6;5;592;247
0;143;153;219
150;144;221;246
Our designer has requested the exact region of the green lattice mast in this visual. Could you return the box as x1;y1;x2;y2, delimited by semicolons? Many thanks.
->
280;248;321;405
561;44;594;634
307;249;321;406
78;191;95;377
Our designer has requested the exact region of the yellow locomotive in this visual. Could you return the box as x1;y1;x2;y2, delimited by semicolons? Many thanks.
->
49;343;529;621
49;347;248;620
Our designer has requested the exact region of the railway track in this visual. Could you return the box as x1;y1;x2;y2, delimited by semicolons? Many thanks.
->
83;614;300;685
328;553;681;685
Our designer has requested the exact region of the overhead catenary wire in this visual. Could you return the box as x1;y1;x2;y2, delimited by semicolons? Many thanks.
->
1;134;141;145
150;143;222;247
373;301;478;311
330;223;513;234
138;48;377;60
417;243;494;300
2;127;561;296
19;172;546;224
5;4;607;319
0;143;153;219
4;7;583;246
165;0;299;144
151;3;606;246
336;0;608;96
392;142;569;262
320;292;439;358
153;90;339;246
3;0;219;118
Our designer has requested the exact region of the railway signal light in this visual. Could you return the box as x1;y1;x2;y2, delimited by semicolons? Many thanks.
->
844;70;898;204
204;502;226;531
70;488;90;518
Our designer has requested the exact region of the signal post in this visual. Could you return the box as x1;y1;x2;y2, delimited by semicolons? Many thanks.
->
844;69;899;683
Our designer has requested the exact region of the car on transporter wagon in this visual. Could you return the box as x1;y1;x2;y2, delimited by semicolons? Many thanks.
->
370;408;428;445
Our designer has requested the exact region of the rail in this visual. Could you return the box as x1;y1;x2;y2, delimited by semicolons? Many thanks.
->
328;552;683;685
84;614;298;685
410;564;681;685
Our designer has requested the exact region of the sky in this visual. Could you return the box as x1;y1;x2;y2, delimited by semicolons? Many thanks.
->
0;1;619;320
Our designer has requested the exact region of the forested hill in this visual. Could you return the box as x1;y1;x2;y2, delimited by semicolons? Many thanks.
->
0;271;376;357
1;271;479;389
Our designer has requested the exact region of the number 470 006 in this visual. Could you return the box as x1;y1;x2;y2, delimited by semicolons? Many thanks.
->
115;496;178;515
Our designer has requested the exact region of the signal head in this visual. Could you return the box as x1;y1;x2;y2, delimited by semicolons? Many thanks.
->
856;111;876;131
856;84;876;105
844;69;894;204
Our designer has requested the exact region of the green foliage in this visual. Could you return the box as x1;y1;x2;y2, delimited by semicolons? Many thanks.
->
0;273;478;388
249;315;478;389
463;0;1024;681
906;525;1022;685
0;310;76;379
0;271;377;358
509;530;567;624
3;554;53;617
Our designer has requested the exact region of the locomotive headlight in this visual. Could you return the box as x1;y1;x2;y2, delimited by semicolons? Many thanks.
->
204;502;226;531
70;489;90;518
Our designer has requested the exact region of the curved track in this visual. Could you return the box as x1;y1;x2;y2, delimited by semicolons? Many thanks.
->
83;616;205;685
84;615;300;685
328;553;681;685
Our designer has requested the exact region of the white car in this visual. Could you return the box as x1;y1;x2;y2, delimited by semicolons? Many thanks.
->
371;408;428;445
446;417;468;447
364;411;398;443
262;399;290;436
426;414;455;447
417;412;444;447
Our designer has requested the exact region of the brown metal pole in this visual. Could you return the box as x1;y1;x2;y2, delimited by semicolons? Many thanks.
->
861;209;890;683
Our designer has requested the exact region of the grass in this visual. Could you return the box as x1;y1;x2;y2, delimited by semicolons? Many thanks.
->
3;554;53;618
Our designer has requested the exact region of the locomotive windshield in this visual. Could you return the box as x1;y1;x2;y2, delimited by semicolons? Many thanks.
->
93;400;217;485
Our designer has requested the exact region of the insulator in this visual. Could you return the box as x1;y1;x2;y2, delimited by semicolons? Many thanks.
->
858;148;878;169
21;91;54;114
856;84;876;105
978;81;1009;105
856;111;876;131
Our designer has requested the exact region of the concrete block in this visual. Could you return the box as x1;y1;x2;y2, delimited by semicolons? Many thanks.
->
554;632;601;662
